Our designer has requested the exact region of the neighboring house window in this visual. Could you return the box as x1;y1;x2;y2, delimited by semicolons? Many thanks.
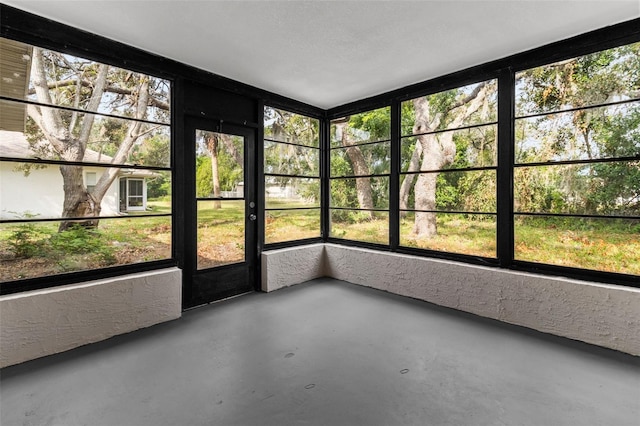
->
513;42;640;275
329;107;390;245
263;107;321;244
86;172;97;194
400;80;498;257
119;178;146;211
0;37;172;284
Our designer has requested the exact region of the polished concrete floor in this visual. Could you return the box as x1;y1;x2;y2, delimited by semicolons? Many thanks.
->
1;278;638;426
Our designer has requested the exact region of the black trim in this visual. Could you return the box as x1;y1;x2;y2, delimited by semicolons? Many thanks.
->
326;237;391;251
0;259;177;295
514;156;640;168
330;173;391;179
265;207;322;211
401;121;498;139
0;157;172;171
321;114;330;241
264;173;320;179
396;245;499;264
400;166;497;175
329;138;392;150
514;97;640;120
264;138;320;149
514;212;640;220
2;4;638;295
512;261;640;289
1;4;321;115
330;207;390;213
264;237;324;251
390;102;400;250
196;197;244;202
497;68;515;268
400;210;496;215
0;213;172;224
0;96;170;127
256;100;266;290
327;18;640;117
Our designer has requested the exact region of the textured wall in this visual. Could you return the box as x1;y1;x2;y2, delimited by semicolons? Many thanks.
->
261;244;326;292
0;268;182;368
324;244;640;356
262;243;639;355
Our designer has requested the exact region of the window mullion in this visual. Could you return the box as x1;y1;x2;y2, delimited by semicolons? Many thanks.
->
497;68;515;268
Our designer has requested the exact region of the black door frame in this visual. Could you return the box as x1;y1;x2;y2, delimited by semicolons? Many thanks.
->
182;116;258;308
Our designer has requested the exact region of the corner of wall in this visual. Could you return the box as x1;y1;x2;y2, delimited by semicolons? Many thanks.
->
261;243;327;292
322;244;640;356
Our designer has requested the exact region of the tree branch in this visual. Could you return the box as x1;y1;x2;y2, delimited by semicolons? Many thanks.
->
28;81;170;111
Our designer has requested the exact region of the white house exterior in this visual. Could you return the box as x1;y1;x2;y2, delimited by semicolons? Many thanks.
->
0;130;151;220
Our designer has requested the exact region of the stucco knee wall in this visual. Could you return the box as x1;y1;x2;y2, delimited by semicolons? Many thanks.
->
325;244;640;355
0;268;182;368
262;243;639;355
261;243;327;292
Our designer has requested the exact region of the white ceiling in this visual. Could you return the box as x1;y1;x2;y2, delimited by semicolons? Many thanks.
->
4;1;639;109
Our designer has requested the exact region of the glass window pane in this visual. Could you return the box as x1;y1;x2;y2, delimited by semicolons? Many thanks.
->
330;107;391;148
514;215;640;275
401;170;496;213
0;38;170;124
0;100;171;167
195;131;244;199
331;141;390;177
128;179;143;197
515;101;640;164
400;212;496;258
264;141;319;176
401;125;497;173
330;210;389;245
330;177;389;209
0;161;167;219
401;80;498;136
514;162;639;216
266;177;320;209
0;216;171;281
196;200;244;269
264;106;319;147
265;209;321;244
515;42;640;117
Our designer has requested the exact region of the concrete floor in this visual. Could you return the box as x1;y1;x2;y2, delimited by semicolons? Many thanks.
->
1;278;638;426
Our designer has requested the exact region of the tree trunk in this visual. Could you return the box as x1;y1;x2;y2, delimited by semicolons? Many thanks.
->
409;82;493;238
335;118;374;219
30;48;110;231
207;134;222;209
58;165;100;231
28;49;161;231
399;142;423;217
412;133;449;237
345;145;374;219
412;173;438;237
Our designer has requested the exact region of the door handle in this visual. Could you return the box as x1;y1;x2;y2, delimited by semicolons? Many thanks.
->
248;214;257;221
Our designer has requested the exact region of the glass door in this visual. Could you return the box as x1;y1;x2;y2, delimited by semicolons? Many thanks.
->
184;118;257;306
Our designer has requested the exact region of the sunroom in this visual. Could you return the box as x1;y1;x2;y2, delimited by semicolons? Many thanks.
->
1;2;639;425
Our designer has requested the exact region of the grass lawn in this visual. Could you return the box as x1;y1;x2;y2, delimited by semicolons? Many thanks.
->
1;201;638;281
514;217;640;275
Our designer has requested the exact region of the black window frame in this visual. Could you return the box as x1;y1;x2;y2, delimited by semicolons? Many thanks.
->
326;18;640;288
328;107;392;247
0;36;176;294
262;105;323;248
2;4;638;294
